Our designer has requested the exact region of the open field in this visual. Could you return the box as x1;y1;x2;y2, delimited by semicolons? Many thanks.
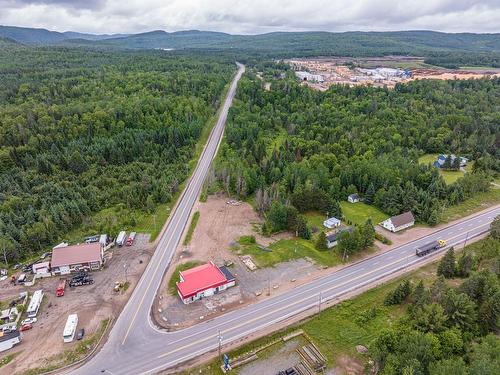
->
235;238;341;268
340;202;388;225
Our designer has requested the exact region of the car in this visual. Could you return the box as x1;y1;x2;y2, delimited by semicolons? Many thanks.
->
20;323;32;331
40;252;51;259
21;317;37;325
13;264;21;270
2;325;15;333
76;328;85;340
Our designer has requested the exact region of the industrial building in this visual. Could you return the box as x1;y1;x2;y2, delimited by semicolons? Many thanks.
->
51;242;103;275
176;262;236;304
295;71;324;83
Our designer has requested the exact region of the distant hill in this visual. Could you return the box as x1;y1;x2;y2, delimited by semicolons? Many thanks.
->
1;25;499;67
0;25;128;44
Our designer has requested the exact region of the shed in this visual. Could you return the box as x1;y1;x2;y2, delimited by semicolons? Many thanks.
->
347;194;360;203
323;217;341;229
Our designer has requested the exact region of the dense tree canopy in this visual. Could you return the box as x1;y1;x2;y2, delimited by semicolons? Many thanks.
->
214;72;498;229
0;45;234;262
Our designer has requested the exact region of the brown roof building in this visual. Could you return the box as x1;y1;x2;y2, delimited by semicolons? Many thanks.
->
381;211;415;232
51;243;103;275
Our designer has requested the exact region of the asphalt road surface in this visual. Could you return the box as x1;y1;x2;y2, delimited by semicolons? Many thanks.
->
70;63;499;374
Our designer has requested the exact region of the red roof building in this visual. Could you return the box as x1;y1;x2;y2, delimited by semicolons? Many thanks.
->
176;262;235;304
51;243;103;275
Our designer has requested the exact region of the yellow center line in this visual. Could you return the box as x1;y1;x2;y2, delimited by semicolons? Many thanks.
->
156;222;491;359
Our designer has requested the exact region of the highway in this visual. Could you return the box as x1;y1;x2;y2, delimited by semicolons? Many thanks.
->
70;61;499;374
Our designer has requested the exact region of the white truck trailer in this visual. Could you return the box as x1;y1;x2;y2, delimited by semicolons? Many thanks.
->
63;314;78;343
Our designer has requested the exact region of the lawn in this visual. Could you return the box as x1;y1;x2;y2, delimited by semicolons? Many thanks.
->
441;187;500;223
167;261;204;295
418;153;467;185
340;202;388;226
185;245;451;375
235;237;341;268
304;211;327;229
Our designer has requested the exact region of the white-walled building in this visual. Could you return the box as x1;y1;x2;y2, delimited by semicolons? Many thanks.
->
381;211;415;232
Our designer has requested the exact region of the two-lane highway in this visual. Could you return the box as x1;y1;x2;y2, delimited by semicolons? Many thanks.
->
71;61;499;374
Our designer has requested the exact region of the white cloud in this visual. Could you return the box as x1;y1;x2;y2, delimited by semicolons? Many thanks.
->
0;0;498;34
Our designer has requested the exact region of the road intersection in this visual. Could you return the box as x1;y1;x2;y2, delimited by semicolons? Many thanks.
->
70;63;499;374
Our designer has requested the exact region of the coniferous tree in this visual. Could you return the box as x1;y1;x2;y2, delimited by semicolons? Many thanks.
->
437;248;456;278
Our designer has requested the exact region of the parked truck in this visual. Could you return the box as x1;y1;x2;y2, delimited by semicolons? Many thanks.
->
56;279;66;297
116;231;127;247
126;232;136;246
416;239;446;257
68;271;94;287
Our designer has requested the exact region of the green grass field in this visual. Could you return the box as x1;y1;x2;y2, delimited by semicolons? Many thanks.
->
340;202;388;226
304;211;327;229
418;153;467;185
235;237;341;268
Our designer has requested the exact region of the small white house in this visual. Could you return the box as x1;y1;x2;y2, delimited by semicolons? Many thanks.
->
347;194;360;203
323;217;341;229
381;211;415;232
326;228;353;248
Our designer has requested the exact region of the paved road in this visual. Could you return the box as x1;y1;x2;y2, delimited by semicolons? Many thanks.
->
71;62;499;374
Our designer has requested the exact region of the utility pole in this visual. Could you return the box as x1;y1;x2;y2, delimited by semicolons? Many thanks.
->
123;263;128;283
267;277;271;296
318;291;322;314
2;244;8;268
218;330;223;363
463;231;469;249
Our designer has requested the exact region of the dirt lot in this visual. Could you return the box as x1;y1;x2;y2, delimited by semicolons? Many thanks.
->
154;194;499;330
0;234;153;374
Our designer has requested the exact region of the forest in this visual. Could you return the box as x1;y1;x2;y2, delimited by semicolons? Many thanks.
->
212;72;499;238
371;227;500;375
0;43;234;263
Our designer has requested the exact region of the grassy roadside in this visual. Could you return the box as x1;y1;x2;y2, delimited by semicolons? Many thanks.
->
441;187;500;223
185;238;495;375
183;212;200;246
168;261;204;295
22;318;110;375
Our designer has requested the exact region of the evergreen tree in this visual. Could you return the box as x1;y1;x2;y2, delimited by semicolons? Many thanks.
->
364;182;375;204
362;219;376;248
315;231;328;251
437;247;456;278
457;253;473;277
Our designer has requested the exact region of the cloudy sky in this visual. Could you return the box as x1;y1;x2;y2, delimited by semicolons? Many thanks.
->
0;0;499;35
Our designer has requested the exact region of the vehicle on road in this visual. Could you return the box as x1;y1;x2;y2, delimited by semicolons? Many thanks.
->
20;323;33;331
21;318;37;325
126;232;136;246
76;328;85;340
116;231;127;247
56;279;66;296
416;239;446;256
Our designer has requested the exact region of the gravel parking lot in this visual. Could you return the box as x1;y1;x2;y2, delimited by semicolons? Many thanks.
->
0;234;153;374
